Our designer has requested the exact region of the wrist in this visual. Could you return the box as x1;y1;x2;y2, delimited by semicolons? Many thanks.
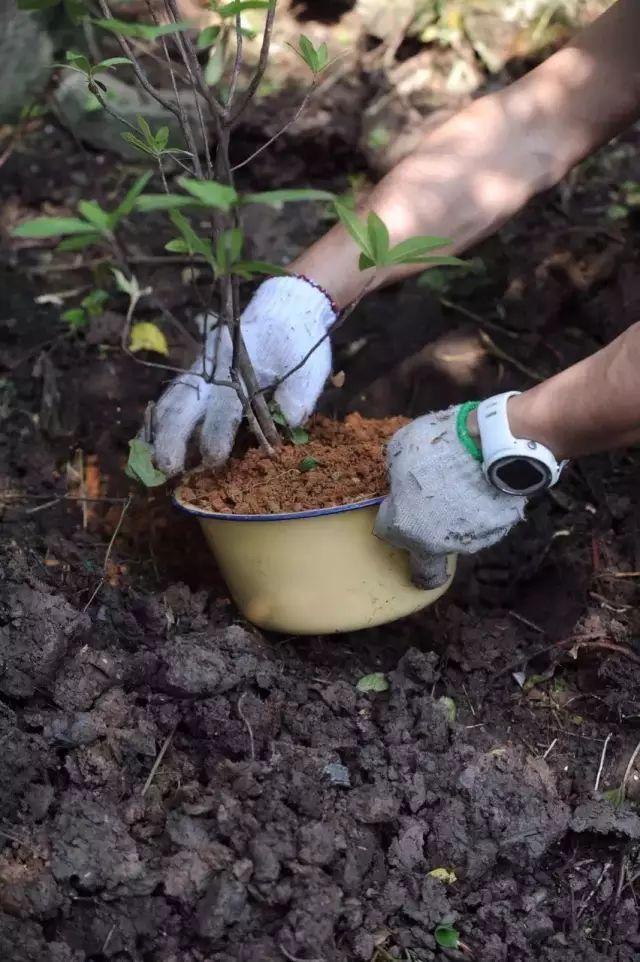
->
467;393;568;461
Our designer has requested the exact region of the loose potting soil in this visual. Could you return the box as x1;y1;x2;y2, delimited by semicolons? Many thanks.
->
176;413;409;514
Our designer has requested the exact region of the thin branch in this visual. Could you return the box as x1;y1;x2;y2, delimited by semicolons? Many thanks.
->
230;0;277;122
142;723;178;796
237;693;255;761
621;739;640;796
226;12;244;109
164;0;225;123
83;494;133;612
231;83;315;172
88;83;140;135
97;0;202;164
595;732;613;793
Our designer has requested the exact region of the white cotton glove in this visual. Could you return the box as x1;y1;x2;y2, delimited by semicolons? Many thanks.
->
151;276;337;476
375;405;527;589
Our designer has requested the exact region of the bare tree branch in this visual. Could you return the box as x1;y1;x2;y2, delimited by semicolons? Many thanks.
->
231;82;315;172
229;0;277;123
226;12;243;109
97;0;203;168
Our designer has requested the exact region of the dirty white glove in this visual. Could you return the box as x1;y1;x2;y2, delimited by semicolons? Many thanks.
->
375;404;527;588
152;276;336;476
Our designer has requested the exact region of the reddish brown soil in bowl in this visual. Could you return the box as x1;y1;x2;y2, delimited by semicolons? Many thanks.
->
176;413;409;515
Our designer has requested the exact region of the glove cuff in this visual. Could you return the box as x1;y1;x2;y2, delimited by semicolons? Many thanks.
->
249;275;337;333
290;273;339;318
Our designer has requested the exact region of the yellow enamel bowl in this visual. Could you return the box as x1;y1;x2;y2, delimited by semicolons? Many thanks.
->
174;493;456;635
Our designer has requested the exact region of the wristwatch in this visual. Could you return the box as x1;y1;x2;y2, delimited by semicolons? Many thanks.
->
476;391;567;496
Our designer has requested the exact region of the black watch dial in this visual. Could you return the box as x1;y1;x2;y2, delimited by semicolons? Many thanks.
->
489;457;551;496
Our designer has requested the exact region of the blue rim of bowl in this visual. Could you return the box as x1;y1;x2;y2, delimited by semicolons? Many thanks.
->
172;492;384;522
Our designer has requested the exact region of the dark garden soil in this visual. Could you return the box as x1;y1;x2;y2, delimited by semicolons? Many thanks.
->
3;8;640;960
177;414;409;514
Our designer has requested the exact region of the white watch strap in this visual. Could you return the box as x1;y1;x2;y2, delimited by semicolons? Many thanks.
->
477;391;565;489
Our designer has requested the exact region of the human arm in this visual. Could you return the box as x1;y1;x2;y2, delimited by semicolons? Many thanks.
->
494;321;640;459
376;321;640;586
295;0;640;307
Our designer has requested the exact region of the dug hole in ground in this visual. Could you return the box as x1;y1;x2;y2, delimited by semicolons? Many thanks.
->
3;4;640;962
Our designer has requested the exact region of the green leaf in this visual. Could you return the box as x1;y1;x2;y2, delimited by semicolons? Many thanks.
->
434;924;460;950
154;126;169;151
315;41;329;71
215;227;243;272
270;408;287;426
121;132;157;156
358;252;375;270
12;216;99;238
78;200;111;231
169;210;215;266
92;17;193;40
298;455;319;472
112;170;153;223
129;322;169;356
81;288;108;316
177;176;238;211
205;41;226;86
366;211;390;265
111;267;139;297
135;114;154;148
232;260;287;277
298;34;319;72
135;193;196;212
243;188;336;208
197;24;221;48
218;0;270;14
290;427;309;445
386;235;450;265
333;200;372;259
56;233;103;252
62;308;87;329
125;438;167;488
356;672;389;693
66;50;91;73
165;238;190;253
94;56;134;72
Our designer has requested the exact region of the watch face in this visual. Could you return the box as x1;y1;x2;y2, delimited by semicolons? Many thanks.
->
490;457;551;495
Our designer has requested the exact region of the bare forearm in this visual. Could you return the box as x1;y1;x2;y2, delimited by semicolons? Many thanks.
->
295;0;640;308
507;322;640;459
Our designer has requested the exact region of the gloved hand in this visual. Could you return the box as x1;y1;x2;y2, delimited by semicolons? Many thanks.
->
375;404;527;588
151;276;336;476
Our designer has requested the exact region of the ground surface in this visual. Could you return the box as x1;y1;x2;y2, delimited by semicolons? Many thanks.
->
2;2;640;960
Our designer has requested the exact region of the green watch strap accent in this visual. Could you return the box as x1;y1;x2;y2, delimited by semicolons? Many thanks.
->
456;401;482;462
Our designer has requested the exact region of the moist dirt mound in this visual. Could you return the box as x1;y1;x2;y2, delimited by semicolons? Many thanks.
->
177;413;409;515
1;534;639;962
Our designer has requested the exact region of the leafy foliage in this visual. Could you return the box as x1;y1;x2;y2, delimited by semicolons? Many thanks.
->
334;202;465;272
125;439;167;487
356;672;389;693
298;455;319;473
129;322;169;356
293;34;329;74
12;173;152;252
434;923;460;950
